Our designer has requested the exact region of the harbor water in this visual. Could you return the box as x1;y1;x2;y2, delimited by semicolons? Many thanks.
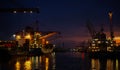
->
0;52;120;70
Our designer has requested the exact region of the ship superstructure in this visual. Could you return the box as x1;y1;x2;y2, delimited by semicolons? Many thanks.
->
13;26;60;54
86;12;116;52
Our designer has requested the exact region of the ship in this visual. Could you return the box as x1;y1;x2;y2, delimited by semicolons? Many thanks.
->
86;12;120;58
13;26;60;55
86;27;116;53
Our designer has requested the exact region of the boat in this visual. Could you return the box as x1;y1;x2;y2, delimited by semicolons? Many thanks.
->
87;31;116;53
86;13;120;58
13;26;59;55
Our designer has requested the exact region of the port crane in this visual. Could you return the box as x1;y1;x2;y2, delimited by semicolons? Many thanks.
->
86;20;96;39
0;0;40;13
0;8;39;13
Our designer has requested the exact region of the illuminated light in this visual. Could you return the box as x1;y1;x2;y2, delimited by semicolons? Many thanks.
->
24;11;26;13
91;59;95;69
96;47;98;48
39;56;42;63
13;11;17;13
116;44;119;47
89;47;91;48
92;40;95;43
46;41;49;44
116;59;118;70
92;44;95;46
107;47;113;52
94;38;98;41
106;41;108;43
107;37;111;40
25;34;31;39
106;59;113;70
45;58;49;70
98;49;100;51
53;44;56;47
42;39;46;45
36;32;41;36
92;50;94;52
111;44;113;46
31;56;39;69
13;34;16;38
111;41;113;43
114;37;120;46
91;59;100;70
109;12;112;19
15;61;20;70
46;58;49;63
24;60;32;70
98;41;101;44
16;35;21;40
30;11;33;13
81;52;85;59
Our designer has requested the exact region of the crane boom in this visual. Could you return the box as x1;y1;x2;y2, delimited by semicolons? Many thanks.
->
40;32;60;39
86;20;96;38
0;8;40;13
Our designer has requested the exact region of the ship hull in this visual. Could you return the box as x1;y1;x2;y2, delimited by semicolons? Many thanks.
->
29;44;54;55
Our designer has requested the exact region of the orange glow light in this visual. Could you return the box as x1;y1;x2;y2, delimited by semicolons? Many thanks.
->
25;34;31;39
16;35;21;40
114;37;120;44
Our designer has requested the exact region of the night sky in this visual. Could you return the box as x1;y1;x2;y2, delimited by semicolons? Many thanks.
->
0;0;120;47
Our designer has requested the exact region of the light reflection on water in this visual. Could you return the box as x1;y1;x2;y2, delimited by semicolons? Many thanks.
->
12;52;55;70
90;57;120;70
0;52;120;70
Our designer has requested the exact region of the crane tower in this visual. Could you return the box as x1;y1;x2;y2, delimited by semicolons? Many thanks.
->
109;11;114;41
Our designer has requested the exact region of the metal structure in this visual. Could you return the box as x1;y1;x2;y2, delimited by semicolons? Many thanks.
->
0;8;39;13
0;0;40;13
86;20;96;39
109;11;114;40
86;18;114;52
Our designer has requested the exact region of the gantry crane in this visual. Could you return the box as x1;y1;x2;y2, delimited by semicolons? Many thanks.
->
0;8;39;13
109;11;114;41
0;0;40;13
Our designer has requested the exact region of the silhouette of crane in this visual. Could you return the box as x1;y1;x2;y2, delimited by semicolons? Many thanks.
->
0;0;40;13
86;20;96;39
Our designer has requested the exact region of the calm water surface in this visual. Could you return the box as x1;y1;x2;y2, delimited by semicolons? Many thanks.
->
0;52;120;70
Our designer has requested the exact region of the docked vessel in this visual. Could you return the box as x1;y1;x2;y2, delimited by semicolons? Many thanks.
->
86;12;120;58
86;12;117;53
13;26;60;55
0;8;60;55
87;29;116;53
